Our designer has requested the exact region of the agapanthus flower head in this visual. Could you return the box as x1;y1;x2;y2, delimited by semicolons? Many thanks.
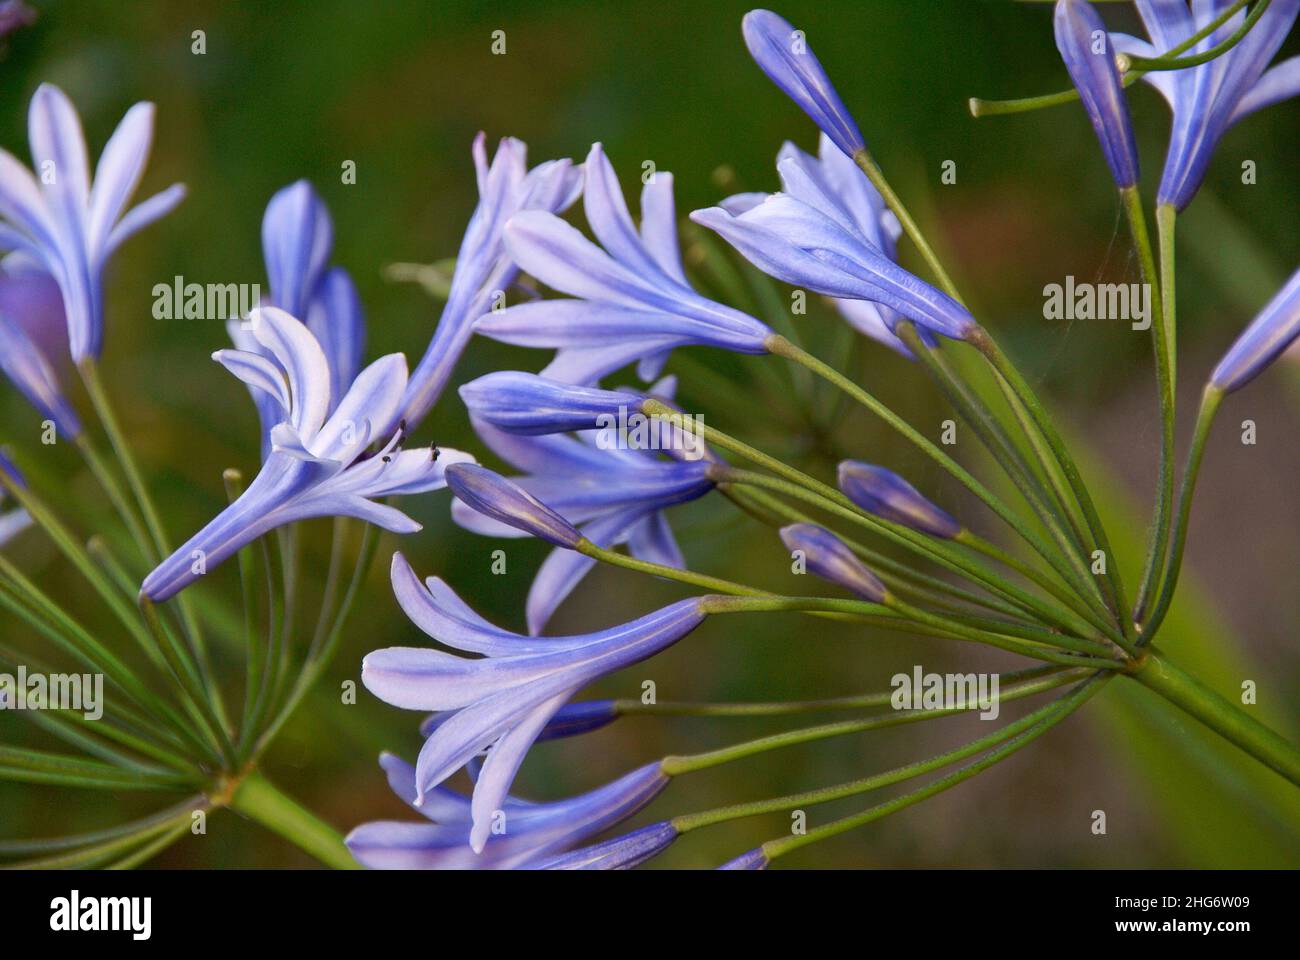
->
230;181;365;458
401;134;583;427
454;376;713;634
444;462;583;549
691;153;974;341
1113;0;1300;210
346;752;667;869
361;552;707;851
1210;267;1300;393
0;253;79;436
0;449;32;548
1053;0;1140;189
475;143;773;385
0;83;185;361
780;522;886;602
533;820;678;870
459;370;649;436
140;307;472;602
838;460;961;539
741;9;865;159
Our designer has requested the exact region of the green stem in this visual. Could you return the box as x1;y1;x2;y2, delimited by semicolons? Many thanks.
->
1144;386;1224;639
1135;204;1180;620
759;674;1110;861
1128;647;1300;785
228;771;359;869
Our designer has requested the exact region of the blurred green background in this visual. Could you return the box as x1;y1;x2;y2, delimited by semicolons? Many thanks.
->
1;0;1297;868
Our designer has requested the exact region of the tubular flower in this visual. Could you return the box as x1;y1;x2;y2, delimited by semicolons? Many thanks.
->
838;460;961;539
1112;0;1300;210
718;847;771;870
459;370;653;436
228;181;365;457
361;552;707;852
1211;267;1300;393
533;821;679;870
452;377;713;634
741;9;865;159
0;83;185;362
780;522;886;602
1053;0;1140;189
345;752;668;870
400;134;583;427
140;307;472;602
475;143;772;385
691;155;973;341
0;253;79;436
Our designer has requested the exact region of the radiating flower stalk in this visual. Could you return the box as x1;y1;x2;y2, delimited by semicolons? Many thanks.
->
3;4;1299;871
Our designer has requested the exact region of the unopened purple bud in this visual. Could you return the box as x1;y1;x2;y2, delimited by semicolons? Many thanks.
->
444;462;582;548
459;371;641;436
538;821;678;870
838;461;960;539
742;9;865;158
779;523;886;602
718;847;770;870
1211;268;1300;393
1053;0;1139;189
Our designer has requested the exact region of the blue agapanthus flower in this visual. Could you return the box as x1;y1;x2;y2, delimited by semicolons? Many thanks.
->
0;449;32;547
691;153;974;341
475;143;773;385
229;181;365;458
1211;266;1300;393
838;460;961;539
718;847;771;870
345;752;668;870
0;84;185;362
451;377;713;634
741;9;866;159
361;552;708;852
724;134;923;356
1053;0;1140;189
0;253;80;436
534;820;679;870
401;134;583;427
141;307;472;601
460;369;656;436
1112;0;1300;210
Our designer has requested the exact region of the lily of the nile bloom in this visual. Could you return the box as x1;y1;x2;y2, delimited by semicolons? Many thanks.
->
1211;267;1300;393
779;522;886;601
400;135;583;427
741;9;865;159
1053;0;1140;189
421;698;620;742
346;752;667;869
1112;0;1300;211
0;450;33;547
691;153;974;342
533;821;678;870
725;134;924;356
838;460;961;539
475;143;772;385
451;378;713;634
362;552;708;851
140;307;472;602
229;182;365;457
0;253;80;436
0;84;185;362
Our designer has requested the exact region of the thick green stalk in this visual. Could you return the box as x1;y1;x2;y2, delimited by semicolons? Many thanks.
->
1128;647;1300;785
228;771;358;869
